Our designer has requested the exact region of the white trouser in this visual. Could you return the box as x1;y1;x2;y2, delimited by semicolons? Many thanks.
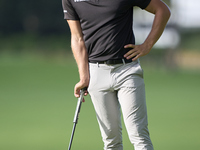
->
88;60;154;150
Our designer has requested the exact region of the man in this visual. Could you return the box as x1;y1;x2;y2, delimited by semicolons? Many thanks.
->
62;0;170;150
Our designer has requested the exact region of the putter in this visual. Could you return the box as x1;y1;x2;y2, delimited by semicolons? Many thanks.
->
68;88;86;150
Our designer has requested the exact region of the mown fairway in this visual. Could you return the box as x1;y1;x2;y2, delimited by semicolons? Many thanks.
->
0;55;200;150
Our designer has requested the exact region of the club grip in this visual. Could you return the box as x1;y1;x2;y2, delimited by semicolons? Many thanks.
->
73;88;86;123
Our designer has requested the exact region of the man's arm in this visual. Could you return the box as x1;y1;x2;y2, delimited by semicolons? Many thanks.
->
124;0;171;61
67;20;89;98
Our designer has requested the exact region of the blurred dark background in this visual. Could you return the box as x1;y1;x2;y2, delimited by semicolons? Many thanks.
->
0;0;69;35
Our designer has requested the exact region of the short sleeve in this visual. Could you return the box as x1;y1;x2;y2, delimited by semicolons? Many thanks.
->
62;0;80;20
134;0;151;9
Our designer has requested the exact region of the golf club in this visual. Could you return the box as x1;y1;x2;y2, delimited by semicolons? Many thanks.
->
68;88;86;150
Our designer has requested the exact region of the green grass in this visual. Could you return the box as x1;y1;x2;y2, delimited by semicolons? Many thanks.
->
0;54;200;150
143;69;200;150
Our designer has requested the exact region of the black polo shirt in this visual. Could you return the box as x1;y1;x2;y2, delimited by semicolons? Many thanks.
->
62;0;151;62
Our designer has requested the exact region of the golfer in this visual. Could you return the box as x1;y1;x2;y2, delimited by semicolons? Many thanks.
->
62;0;170;149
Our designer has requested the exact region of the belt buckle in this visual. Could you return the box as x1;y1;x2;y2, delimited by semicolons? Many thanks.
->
122;59;125;64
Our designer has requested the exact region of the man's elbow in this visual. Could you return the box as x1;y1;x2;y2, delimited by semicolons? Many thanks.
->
146;0;171;20
155;3;171;22
160;1;171;20
164;5;171;20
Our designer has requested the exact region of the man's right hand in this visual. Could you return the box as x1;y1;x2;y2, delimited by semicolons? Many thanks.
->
74;80;89;98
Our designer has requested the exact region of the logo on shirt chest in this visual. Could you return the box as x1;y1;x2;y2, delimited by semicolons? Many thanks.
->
74;0;90;2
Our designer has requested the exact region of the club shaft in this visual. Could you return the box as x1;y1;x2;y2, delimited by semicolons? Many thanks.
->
68;89;85;150
68;123;77;150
